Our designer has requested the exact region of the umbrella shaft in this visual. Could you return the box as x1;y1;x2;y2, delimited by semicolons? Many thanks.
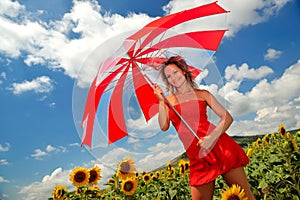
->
163;96;200;140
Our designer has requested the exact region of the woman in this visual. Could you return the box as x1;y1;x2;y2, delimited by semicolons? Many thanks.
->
153;56;255;200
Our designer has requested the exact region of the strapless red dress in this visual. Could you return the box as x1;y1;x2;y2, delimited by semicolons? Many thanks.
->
169;100;249;186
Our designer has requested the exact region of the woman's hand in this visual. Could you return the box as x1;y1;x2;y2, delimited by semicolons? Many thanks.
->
197;134;218;155
152;83;164;102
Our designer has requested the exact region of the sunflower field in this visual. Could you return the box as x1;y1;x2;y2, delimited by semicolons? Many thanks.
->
49;124;300;200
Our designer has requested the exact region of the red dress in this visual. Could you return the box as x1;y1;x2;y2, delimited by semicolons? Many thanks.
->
169;99;249;186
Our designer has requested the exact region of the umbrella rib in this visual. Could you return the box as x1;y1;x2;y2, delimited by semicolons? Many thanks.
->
137;28;168;72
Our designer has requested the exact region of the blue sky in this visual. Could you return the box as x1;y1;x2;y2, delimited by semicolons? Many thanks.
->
0;0;300;199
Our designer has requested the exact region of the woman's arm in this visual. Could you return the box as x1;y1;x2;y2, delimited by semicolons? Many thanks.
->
158;100;170;131
153;83;170;131
197;90;233;150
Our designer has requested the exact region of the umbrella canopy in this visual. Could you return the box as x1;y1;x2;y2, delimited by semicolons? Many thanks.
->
80;2;228;149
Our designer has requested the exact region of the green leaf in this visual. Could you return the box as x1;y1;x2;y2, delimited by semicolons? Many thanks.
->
169;189;177;199
258;179;268;189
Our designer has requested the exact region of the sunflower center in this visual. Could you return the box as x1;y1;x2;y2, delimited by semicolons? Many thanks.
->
180;165;185;173
143;175;150;182
57;189;62;196
120;162;130;173
75;172;86;183
89;170;97;182
227;195;241;200
280;127;286;135
124;181;134;192
185;163;189;170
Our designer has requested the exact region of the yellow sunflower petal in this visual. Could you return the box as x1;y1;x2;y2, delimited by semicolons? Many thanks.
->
120;177;138;196
117;156;137;180
52;185;67;200
88;165;101;185
142;173;151;183
278;124;286;137
221;184;248;200
70;167;90;187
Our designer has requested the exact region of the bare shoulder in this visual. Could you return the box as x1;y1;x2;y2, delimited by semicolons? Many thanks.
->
194;89;212;101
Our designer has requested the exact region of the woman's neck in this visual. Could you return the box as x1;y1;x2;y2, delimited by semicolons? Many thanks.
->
176;83;193;95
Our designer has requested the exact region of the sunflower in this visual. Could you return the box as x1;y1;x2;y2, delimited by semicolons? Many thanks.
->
88;165;101;185
152;175;158;181
116;156;137;180
52;185;67;200
278;124;286;138
184;160;190;171
75;186;84;195
287;138;299;152
107;177;118;189
135;172;139;179
155;170;160;178
246;148;253;158
88;185;101;197
262;134;270;147
271;133;277;143
70;167;90;187
168;167;175;175
253;138;262;148
120;177;138;196
178;159;186;177
141;171;147;176
167;160;172;171
91;185;100;191
178;159;185;168
291;138;299;151
142;173;151;183
221;184;248;200
179;165;185;177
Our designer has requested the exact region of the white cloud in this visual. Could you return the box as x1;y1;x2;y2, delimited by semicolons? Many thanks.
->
0;0;291;88
41;168;63;183
264;48;282;60
31;149;47;160
0;176;9;183
0;142;10;152
219;60;300;135
0;72;7;79
0;193;9;200
19;168;73;200
9;76;54;95
49;102;56;108
0;0;154;88
0;0;24;18
224;63;273;81
45;145;56;152
0;159;10;165
31;145;68;160
69;142;80;147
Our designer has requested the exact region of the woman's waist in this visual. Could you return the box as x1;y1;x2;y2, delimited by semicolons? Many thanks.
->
175;120;213;135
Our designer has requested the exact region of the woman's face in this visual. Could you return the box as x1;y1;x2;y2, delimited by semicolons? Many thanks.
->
164;64;186;88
